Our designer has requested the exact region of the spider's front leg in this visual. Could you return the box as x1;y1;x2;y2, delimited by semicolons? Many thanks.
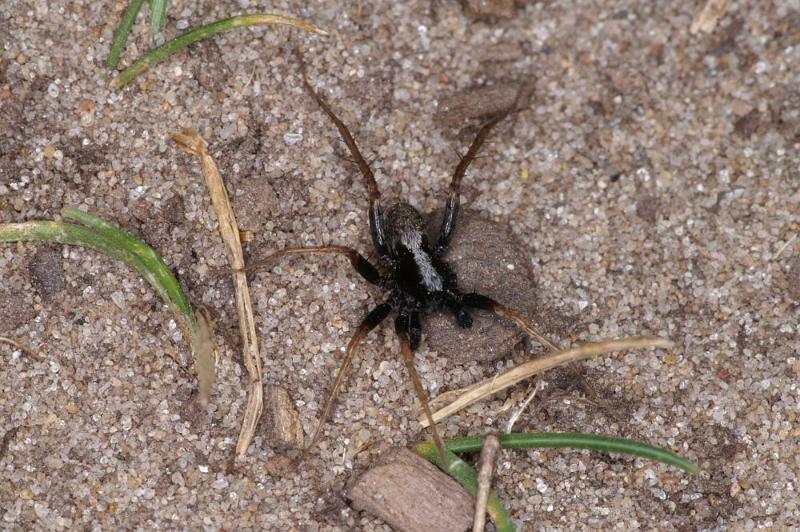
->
435;112;510;256
298;61;390;258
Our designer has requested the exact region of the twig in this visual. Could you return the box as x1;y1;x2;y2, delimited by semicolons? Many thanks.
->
506;378;542;433
473;434;501;532
0;336;44;363
772;233;797;261
420;337;673;427
173;130;262;458
690;0;732;34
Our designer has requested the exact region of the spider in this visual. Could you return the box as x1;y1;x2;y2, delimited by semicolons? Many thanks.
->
260;64;558;461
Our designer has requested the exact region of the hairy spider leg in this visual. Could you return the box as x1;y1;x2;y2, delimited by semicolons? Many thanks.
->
462;292;561;352
304;303;393;456
299;70;389;257
249;246;381;285
435;112;511;256
442;290;474;328
394;307;424;350
396;317;448;464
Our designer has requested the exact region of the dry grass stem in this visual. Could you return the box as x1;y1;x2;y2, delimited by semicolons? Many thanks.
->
0;336;43;362
173;129;263;459
505;378;542;433
690;0;732;34
772;233;797;261
420;336;673;427
473;434;501;532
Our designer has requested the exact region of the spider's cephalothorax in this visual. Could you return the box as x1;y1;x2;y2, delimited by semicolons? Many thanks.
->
263;65;557;461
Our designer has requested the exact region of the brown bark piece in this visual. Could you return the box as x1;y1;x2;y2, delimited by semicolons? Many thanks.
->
425;210;543;363
262;385;305;450
349;448;473;532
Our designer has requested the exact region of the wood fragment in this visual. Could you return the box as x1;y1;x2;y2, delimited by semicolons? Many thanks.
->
173;129;263;459
473;434;500;532
349;448;474;532
690;0;732;34
262;385;305;450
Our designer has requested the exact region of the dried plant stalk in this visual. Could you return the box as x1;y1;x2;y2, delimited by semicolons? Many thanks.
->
473;434;501;532
690;0;732;34
420;337;673;427
173;129;263;458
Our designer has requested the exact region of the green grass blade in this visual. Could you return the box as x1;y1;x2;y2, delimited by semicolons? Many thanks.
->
60;207;193;323
415;447;515;532
149;0;168;34
0;216;193;327
107;0;146;69
112;13;328;88
417;432;698;474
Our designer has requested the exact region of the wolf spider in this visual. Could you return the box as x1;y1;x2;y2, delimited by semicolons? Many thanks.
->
262;67;557;461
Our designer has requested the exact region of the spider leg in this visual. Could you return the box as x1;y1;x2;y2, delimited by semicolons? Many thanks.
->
248;245;381;286
395;316;448;464
304;302;393;456
395;308;423;350
435;112;510;256
462;292;560;352
443;291;474;328
297;58;389;257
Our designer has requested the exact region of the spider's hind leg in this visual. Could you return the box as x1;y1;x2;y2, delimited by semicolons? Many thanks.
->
303;302;392;457
395;316;448;463
462;292;560;352
397;309;423;351
443;292;474;329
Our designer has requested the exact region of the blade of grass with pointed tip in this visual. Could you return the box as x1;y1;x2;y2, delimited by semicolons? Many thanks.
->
107;0;146;69
149;0;168;34
414;432;698;474
60;207;193;324
113;13;328;88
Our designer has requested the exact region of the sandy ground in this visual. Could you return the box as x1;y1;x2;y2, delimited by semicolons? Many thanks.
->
1;0;799;529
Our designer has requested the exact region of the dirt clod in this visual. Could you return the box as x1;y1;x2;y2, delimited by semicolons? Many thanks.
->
0;283;35;334
349;448;473;532
436;83;531;128
461;0;516;20
28;245;65;301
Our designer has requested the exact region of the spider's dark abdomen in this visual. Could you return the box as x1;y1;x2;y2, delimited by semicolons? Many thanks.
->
384;202;454;305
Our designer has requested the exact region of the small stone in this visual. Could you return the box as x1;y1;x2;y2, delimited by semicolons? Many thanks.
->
43;144;57;158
